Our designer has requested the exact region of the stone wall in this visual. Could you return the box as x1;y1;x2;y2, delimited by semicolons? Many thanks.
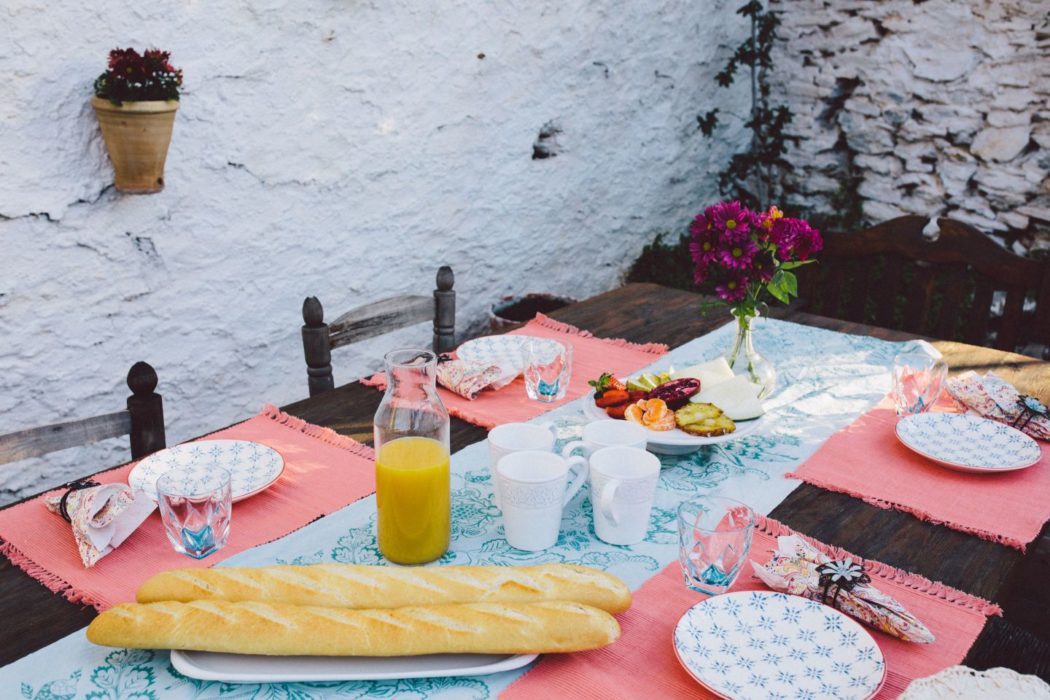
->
0;1;749;502
769;0;1050;249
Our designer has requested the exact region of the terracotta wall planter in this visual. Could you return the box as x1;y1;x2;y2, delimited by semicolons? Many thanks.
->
91;97;178;193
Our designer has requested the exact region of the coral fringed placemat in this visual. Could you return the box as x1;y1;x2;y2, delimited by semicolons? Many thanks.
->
363;313;668;429
0;406;376;610
502;516;998;700
786;402;1050;550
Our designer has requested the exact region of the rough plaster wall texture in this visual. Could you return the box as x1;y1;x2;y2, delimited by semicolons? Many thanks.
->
0;1;750;502
768;0;1049;245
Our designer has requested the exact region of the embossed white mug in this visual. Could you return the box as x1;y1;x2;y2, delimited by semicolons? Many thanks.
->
487;422;558;509
588;446;660;545
496;450;589;551
561;420;648;459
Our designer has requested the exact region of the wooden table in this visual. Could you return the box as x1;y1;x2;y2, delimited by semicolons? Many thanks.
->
2;283;1048;680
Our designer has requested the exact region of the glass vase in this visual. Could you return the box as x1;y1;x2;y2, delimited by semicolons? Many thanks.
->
373;349;450;564
725;310;777;399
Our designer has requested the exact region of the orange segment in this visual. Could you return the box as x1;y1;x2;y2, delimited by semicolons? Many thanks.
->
624;401;646;425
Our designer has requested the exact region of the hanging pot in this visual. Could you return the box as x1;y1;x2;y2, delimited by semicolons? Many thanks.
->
91;97;178;193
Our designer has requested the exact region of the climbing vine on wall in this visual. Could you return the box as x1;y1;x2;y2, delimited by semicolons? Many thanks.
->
697;1;794;208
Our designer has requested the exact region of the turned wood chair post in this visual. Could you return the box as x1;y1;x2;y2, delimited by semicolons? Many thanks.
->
125;361;165;459
433;265;456;353
302;297;335;397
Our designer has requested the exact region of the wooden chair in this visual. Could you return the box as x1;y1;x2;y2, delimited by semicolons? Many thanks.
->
301;266;456;396
802;216;1050;354
0;362;166;468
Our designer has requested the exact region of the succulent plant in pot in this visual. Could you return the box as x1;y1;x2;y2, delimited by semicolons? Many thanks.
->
92;48;183;193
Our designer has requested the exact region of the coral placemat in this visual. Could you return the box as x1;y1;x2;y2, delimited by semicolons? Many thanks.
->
502;516;998;699
0;406;376;610
786;401;1050;550
363;313;668;429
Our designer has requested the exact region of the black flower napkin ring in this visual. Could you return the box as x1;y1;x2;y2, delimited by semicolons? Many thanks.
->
58;479;101;523
1012;395;1048;432
818;558;869;609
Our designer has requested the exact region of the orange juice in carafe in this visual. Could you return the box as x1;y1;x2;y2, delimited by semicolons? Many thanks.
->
375;436;450;564
373;348;451;565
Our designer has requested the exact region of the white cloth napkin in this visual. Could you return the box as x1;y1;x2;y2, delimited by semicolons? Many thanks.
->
44;483;156;568
436;358;519;400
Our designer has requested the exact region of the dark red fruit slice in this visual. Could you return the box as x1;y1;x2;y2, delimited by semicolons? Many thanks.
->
645;378;701;410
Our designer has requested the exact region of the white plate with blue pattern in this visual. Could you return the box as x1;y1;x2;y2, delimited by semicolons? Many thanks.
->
129;440;285;502
673;591;885;700
895;413;1042;474
455;335;561;372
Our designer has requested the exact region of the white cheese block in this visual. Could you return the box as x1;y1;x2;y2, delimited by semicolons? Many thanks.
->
690;374;765;420
670;357;735;387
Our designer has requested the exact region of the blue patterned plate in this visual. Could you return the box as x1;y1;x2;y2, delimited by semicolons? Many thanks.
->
129;440;285;502
895;413;1041;473
673;591;885;700
456;335;561;372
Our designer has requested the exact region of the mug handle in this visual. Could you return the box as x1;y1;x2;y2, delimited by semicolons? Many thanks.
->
560;440;591;459
562;455;589;507
535;421;559;441
598;479;622;526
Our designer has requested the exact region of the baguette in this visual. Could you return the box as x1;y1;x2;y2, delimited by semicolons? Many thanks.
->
137;563;631;614
87;600;620;656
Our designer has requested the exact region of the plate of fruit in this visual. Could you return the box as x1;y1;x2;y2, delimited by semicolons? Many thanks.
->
586;357;766;454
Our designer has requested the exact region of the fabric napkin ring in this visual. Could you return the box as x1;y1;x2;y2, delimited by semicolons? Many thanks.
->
1013;395;1048;431
817;558;870;609
58;479;101;523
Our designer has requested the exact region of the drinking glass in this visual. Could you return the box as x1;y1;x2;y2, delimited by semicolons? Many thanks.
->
891;352;948;416
157;466;232;559
677;497;755;595
523;339;572;402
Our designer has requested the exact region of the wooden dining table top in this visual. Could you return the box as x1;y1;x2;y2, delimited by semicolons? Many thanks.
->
1;282;1048;680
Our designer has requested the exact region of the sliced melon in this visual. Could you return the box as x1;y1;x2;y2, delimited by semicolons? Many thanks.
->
671;357;734;387
626;373;663;392
690;374;765;420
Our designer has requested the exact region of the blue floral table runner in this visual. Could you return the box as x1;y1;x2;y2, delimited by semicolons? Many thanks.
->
5;319;921;700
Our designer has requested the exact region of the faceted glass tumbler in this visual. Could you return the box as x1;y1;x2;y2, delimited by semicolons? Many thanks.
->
523;339;573;403
157;466;232;559
678;496;755;595
891;351;948;416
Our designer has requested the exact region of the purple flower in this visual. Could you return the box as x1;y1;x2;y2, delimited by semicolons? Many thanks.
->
708;200;752;235
715;273;751;303
771;218;823;261
717;231;760;270
689;214;720;283
752;250;776;283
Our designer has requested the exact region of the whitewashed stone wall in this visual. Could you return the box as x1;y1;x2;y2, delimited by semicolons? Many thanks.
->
0;1;750;501
769;0;1050;247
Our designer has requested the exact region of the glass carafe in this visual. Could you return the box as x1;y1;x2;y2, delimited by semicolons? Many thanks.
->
373;349;451;564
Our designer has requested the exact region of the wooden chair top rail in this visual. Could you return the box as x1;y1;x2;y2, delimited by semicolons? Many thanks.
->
0;411;131;465
823;216;1044;287
0;361;165;468
327;295;433;349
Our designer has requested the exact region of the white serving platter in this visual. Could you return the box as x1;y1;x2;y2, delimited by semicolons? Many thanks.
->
128;440;285;502
583;396;765;455
170;649;538;683
895;413;1042;474
673;591;885;700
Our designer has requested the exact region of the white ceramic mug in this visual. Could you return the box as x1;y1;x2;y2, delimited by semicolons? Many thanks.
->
588;446;660;545
496;450;589;551
487;422;557;508
561;420;648;459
